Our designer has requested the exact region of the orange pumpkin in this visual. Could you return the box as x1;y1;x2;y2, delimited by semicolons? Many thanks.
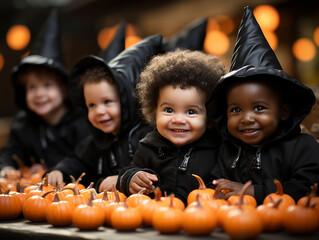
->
64;187;88;207
187;174;215;205
111;199;142;231
72;191;105;230
256;198;284;232
263;179;295;210
152;194;184;234
46;193;75;226
126;189;151;208
283;195;319;235
297;183;319;207
0;189;22;219
223;181;263;240
161;192;185;211
23;191;52;222
63;172;86;193
182;194;217;236
104;186;124;226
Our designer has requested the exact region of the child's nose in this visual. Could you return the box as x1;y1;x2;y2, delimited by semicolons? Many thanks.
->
96;104;106;114
171;113;186;124
241;112;255;123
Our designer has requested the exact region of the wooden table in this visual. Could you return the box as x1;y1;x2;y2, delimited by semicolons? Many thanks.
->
1;218;319;240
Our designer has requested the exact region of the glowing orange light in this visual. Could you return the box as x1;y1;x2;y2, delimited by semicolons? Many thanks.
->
0;53;4;71
125;35;142;49
6;25;31;50
97;25;118;50
253;5;280;31
216;15;234;34
126;23;138;36
206;18;219;32
204;30;229;56
292;38;316;62
263;30;278;50
313;27;319;47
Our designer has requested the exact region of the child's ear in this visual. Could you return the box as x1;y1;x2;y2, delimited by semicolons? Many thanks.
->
281;104;291;121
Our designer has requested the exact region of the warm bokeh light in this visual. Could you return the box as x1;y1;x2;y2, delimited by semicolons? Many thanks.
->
292;38;316;62
0;53;4;71
125;23;141;48
6;25;31;50
253;5;280;31
263;30;278;50
125;35;142;49
216;15;234;34
204;30;229;56
21;51;30;59
206;18;219;32
313;26;319;47
97;25;118;50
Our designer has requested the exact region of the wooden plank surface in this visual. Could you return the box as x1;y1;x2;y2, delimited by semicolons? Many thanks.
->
1;218;319;240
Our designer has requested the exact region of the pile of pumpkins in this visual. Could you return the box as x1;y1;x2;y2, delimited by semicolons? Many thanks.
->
0;171;319;240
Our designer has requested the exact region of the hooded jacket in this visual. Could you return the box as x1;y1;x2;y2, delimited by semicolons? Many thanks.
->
118;130;220;205
210;6;319;204
52;35;163;188
0;9;91;172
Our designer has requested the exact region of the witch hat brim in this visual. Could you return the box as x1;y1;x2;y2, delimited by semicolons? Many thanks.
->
211;6;315;137
162;18;207;52
98;21;126;63
11;8;68;110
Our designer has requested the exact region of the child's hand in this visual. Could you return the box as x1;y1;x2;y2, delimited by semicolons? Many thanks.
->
213;178;254;199
99;175;118;192
48;170;64;187
129;171;158;195
29;163;45;175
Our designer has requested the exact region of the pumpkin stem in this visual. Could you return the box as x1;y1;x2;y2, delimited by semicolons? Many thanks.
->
112;185;120;203
192;174;206;189
310;183;318;197
274;179;284;195
154;187;162;201
123;198;129;208
87;182;94;189
42;190;55;199
87;191;94;206
43;173;50;186
195;193;203;209
304;195;312;208
63;187;80;195
5;189;10;195
239;180;252;209
137;189;145;195
169;194;175;208
102;190;109;201
53;193;61;202
273;198;283;209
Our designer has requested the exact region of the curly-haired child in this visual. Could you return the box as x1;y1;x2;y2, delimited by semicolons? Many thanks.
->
117;49;226;204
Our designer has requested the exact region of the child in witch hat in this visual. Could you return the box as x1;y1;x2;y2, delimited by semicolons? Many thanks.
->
117;49;226;205
0;9;91;179
210;6;319;204
47;34;163;191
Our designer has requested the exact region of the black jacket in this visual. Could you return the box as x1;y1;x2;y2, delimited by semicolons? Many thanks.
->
118;130;220;205
51;35;162;189
209;6;319;205
0;108;90;171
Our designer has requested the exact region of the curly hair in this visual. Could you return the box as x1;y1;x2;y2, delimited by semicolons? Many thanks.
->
137;49;226;125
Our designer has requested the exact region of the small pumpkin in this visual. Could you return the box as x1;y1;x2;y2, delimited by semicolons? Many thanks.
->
126;189;151;208
283;195;318;235
263;179;295;210
182;194;217;236
46;193;75;226
23;191;53;222
152;194;184;234
0;189;22;219
223;181;263;240
187;174;215;205
64;187;88;207
104;185;124;226
72;191;105;230
297;183;319;207
111;198;142;231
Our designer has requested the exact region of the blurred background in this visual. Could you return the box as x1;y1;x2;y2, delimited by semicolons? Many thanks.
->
0;0;319;145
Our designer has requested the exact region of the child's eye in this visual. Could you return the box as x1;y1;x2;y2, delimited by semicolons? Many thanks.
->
254;105;266;111
187;109;196;115
230;107;241;113
104;100;111;105
164;107;174;113
28;85;36;90
87;103;95;109
44;83;52;88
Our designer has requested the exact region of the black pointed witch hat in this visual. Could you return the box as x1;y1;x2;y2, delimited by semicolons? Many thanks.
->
98;21;126;63
211;6;315;136
12;9;68;109
162;18;207;52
